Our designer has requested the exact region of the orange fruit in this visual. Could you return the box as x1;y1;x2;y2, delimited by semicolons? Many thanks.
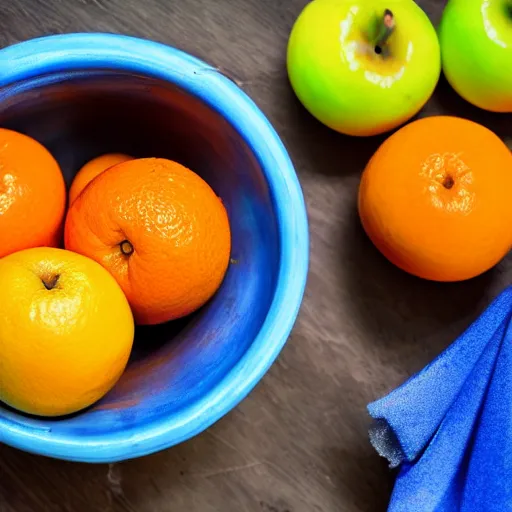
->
64;158;231;325
0;247;134;417
0;128;66;258
69;153;133;205
358;116;512;282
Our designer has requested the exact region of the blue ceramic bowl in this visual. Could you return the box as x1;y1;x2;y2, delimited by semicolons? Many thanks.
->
0;34;308;462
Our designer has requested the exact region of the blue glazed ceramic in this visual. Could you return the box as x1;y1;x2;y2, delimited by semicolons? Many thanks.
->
0;33;309;463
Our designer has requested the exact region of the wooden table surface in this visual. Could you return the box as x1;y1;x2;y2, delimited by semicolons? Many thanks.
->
1;0;511;511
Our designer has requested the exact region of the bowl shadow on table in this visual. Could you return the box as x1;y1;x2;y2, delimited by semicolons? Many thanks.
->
0;428;227;511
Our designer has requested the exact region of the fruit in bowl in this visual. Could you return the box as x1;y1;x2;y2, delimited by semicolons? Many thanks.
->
0;128;66;257
0;131;231;414
65;157;231;325
439;0;512;112
0;247;134;417
287;0;441;136
358;116;512;282
69;152;133;204
0;33;308;462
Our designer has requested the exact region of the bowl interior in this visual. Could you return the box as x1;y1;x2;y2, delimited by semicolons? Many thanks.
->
0;70;280;440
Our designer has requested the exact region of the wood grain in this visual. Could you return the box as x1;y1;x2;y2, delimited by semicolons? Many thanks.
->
1;0;511;511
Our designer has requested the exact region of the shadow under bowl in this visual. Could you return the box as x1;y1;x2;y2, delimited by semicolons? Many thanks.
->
0;33;309;463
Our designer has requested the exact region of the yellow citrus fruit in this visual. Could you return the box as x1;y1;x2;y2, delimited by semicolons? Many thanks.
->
69;153;133;205
0;247;134;417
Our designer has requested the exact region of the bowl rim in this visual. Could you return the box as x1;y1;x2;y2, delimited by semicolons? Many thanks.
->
0;33;309;463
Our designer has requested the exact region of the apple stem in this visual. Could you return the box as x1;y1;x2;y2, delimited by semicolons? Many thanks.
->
374;9;395;54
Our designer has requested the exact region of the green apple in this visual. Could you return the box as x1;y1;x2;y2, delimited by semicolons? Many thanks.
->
439;0;512;112
287;0;441;136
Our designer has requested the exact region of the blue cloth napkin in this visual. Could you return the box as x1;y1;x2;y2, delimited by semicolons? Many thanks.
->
368;286;512;512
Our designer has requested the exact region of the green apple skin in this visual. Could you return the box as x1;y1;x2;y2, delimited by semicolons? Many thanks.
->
287;0;441;137
439;0;512;112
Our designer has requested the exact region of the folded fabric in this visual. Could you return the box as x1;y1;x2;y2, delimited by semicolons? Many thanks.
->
368;286;512;512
